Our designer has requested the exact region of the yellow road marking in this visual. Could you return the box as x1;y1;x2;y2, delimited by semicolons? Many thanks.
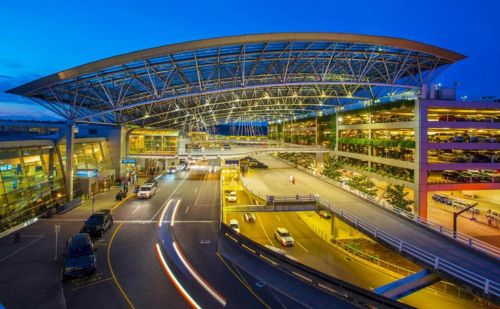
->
107;223;135;309
111;195;135;212
216;252;271;309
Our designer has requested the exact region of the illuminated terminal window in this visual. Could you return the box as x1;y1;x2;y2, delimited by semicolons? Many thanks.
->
128;129;180;155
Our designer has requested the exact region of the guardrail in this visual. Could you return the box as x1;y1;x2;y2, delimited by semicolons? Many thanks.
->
220;223;412;309
224;204;319;212
318;198;500;300
292;164;500;261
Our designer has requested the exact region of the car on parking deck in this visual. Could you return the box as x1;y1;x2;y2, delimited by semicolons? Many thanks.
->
226;191;237;202
317;210;332;219
229;219;240;233
137;182;157;199
81;211;113;237
62;233;97;279
274;227;294;247
244;212;256;223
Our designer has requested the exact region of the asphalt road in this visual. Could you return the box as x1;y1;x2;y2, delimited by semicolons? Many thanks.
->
2;165;342;309
223;210;478;309
243;155;500;286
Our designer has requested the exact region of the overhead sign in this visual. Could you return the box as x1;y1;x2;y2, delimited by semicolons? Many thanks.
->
121;158;138;164
0;164;13;171
75;169;99;178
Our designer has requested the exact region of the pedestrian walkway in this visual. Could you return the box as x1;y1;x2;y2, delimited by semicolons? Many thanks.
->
56;175;154;220
243;155;500;295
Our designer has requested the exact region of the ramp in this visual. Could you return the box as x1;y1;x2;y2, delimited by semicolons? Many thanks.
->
374;269;440;300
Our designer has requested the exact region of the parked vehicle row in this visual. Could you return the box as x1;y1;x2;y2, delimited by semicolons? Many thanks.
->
63;210;114;280
434;151;500;164
437;115;500;122
429;133;500;143
441;169;500;183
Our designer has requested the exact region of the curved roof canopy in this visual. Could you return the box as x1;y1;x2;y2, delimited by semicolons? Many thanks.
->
8;32;465;129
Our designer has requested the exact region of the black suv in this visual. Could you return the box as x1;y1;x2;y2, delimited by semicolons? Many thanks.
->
63;233;97;279
81;211;113;237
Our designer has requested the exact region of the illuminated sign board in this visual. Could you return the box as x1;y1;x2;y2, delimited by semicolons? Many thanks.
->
75;169;99;178
0;164;13;171
121;158;138;164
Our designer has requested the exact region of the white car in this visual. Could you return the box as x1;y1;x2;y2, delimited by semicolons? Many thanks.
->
244;212;256;223
168;166;177;174
229;219;240;233
226;191;237;203
137;183;157;199
274;227;294;247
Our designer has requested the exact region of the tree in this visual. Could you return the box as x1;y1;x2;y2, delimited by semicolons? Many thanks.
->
346;175;377;197
385;184;413;212
322;156;343;181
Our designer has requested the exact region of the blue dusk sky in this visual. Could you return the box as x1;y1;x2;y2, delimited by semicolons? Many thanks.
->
0;0;499;120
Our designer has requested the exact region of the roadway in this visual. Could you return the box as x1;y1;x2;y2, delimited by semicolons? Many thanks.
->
224;209;481;308
0;163;355;308
242;155;500;297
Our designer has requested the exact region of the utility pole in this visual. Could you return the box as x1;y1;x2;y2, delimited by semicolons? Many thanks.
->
453;203;477;238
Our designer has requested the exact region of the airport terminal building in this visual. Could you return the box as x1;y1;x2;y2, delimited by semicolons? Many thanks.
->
1;32;499;232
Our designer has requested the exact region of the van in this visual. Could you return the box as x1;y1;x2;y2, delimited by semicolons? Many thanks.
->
63;233;97;279
229;219;240;233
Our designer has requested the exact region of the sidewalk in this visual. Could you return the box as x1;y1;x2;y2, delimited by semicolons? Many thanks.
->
56;175;154;220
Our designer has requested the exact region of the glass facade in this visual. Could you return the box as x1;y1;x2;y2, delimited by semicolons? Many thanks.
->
128;129;179;155
0;140;114;232
0;145;65;231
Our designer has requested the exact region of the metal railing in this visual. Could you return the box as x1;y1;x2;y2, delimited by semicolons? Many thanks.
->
293;164;500;261
220;223;412;309
318;198;500;299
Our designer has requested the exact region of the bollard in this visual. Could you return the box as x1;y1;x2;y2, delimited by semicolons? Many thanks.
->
14;231;21;244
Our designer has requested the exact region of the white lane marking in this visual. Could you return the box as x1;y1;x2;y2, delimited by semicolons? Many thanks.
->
276;215;281;221
185;206;190;214
155;244;202;309
173;242;227;306
296;241;309;253
150;172;189;221
0;235;44;263
256;213;274;247
158;199;173;227
131;205;141;215
194;188;198;193
170;200;182;227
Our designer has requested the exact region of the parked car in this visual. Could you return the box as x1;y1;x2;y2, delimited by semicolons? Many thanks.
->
457;171;481;183
137;182;157;199
274;227;294;247
81;211;113;237
244;212;256;223
438;115;455;122
229;219;240;233
226;191;237;203
430;133;452;142
62;233;97;279
442;170;460;180
317;210;332;219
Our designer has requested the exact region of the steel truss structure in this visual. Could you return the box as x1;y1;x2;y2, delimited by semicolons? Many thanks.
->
8;33;465;130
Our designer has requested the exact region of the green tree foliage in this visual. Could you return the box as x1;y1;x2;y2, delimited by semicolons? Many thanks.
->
346;175;377;197
321;156;343;181
385;184;413;212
